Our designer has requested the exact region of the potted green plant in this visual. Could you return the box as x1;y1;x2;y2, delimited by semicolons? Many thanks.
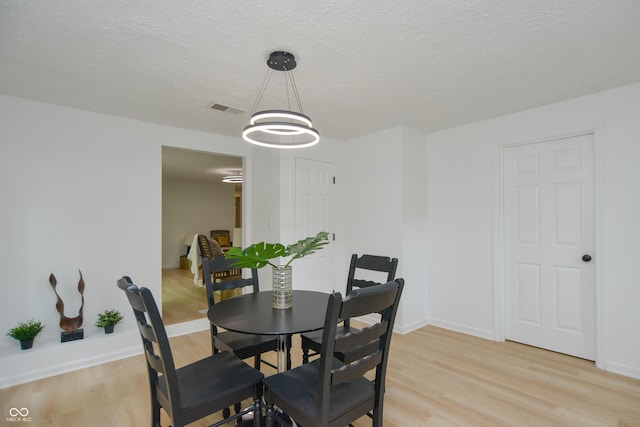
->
7;319;45;350
95;309;123;334
225;231;330;309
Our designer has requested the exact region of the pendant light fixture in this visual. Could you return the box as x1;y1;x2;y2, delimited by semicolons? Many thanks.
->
222;174;243;183
242;51;319;149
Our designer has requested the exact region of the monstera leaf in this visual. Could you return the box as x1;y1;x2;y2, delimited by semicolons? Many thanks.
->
225;242;287;269
285;231;330;265
225;231;330;269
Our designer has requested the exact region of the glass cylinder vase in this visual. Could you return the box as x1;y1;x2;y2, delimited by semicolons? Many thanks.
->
272;265;293;309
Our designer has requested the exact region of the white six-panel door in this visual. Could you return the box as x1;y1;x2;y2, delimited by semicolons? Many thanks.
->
504;133;595;360
294;158;334;294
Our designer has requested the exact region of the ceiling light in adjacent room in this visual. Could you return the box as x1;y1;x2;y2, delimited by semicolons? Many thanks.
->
222;175;243;183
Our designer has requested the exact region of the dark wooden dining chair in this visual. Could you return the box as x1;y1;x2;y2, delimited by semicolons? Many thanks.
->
116;276;264;427
301;253;398;363
263;279;404;427
201;256;281;371
197;233;223;260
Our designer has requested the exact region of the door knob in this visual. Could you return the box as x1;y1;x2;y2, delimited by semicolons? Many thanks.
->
582;254;592;262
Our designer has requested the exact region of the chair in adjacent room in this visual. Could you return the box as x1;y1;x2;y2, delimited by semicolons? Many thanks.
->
198;234;241;282
210;229;232;249
197;233;224;261
116;276;264;427
201;255;282;371
263;279;404;427
301;253;398;363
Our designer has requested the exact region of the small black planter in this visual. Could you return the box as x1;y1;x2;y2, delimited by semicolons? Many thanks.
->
19;338;34;350
104;325;115;334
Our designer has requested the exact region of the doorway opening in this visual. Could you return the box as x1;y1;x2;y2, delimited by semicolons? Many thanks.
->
161;146;243;325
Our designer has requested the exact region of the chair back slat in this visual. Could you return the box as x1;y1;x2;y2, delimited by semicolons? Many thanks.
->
202;256;257;292
117;276;143;313
198;234;214;260
333;320;388;352
139;323;157;343
145;349;166;375
340;286;399;319
343;254;398;329
347;254;398;291
350;278;388;290
201;257;259;294
331;350;383;386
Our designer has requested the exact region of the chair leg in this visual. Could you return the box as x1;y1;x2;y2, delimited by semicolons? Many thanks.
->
302;345;309;364
372;406;383;427
253;398;262;427
254;354;261;370
211;329;217;355
265;403;274;427
151;399;161;427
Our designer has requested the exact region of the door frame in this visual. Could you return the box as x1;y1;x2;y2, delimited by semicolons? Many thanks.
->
494;124;606;368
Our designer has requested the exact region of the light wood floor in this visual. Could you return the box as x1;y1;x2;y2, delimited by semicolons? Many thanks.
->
162;268;208;325
1;324;639;426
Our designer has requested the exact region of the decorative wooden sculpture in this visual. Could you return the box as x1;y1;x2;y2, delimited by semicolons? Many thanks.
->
49;270;85;342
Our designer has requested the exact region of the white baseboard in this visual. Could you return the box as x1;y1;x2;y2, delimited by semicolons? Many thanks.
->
397;317;430;335
427;318;496;341
604;361;640;380
0;329;142;389
165;317;210;337
0;319;210;389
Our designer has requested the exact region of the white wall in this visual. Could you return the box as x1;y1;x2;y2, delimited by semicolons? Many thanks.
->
343;127;430;333
0;94;253;387
248;146;282;288
162;178;236;268
426;82;640;379
344;128;404;257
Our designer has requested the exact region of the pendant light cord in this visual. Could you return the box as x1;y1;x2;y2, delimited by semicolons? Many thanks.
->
249;69;274;116
250;68;305;116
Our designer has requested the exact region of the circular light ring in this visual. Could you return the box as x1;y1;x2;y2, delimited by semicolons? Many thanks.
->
222;175;243;183
243;122;320;149
250;110;313;128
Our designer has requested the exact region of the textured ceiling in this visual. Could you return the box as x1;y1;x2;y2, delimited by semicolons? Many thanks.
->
162;146;242;183
1;0;640;143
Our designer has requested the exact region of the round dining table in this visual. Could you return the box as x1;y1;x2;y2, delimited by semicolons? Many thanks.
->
208;290;330;372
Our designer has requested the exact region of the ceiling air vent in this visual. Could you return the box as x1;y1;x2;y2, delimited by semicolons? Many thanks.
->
209;102;246;115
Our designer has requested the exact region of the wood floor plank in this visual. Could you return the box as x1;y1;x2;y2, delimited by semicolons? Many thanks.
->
161;268;208;325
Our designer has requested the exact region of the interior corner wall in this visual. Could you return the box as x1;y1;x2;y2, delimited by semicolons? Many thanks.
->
399;126;430;333
0;94;252;387
343;127;429;333
426;82;640;379
343;128;404;258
